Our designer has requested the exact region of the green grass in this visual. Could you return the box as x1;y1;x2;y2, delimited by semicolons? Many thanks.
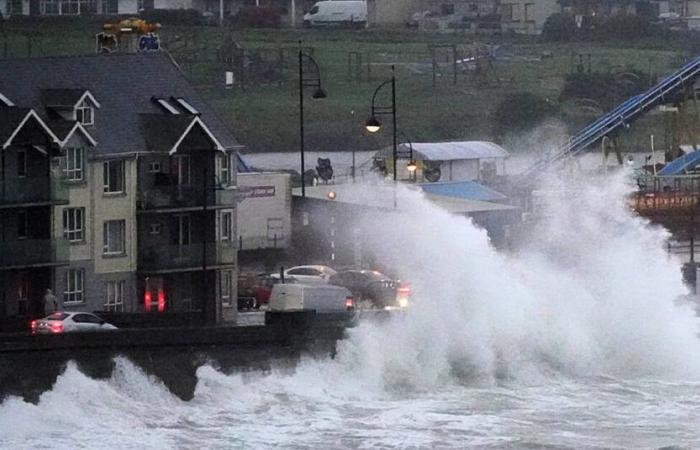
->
0;22;691;154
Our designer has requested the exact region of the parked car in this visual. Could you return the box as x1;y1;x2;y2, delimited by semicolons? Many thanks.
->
268;283;354;313
328;270;410;309
270;265;337;284
31;312;118;334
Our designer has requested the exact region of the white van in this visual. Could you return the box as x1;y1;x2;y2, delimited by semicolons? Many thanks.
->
303;1;368;28
269;283;355;313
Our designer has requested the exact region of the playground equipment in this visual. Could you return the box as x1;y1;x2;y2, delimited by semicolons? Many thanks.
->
96;18;161;54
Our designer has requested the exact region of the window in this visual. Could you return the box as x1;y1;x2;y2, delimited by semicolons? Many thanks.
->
64;147;84;181
105;280;125;312
7;0;22;14
220;270;233;307
172;155;190;185
221;211;233;242
64;269;84;304
137;0;154;10
103;160;125;193
63;208;85;242
17;210;28;239
220;153;230;186
101;0;117;13
149;223;162;235
103;220;126;255
148;161;161;173
524;3;535;22
17;149;27;178
76;102;93;125
171;215;191;246
40;0;59;14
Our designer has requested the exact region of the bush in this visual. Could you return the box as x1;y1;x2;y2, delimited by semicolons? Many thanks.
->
230;6;283;29
594;13;650;40
542;13;578;41
560;71;650;109
493;92;558;137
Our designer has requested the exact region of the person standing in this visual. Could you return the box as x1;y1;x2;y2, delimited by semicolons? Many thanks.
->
43;289;58;315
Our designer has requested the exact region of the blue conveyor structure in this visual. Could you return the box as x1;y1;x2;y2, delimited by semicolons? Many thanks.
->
523;55;700;175
657;148;700;175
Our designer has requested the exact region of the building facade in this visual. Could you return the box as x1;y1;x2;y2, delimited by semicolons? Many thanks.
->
0;53;240;323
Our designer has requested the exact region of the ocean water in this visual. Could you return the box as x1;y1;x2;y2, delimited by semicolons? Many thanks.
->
1;173;700;449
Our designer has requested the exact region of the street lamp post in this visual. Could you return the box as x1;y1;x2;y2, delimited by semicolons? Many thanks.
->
365;65;398;183
298;40;326;198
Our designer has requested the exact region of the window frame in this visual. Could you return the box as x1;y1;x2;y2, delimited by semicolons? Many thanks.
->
62;207;85;243
220;270;233;307
219;153;231;186
221;211;233;242
17;148;27;178
103;159;125;194
75;102;94;126
103;219;126;256
64;269;85;304
64;147;84;182
17;209;28;240
105;280;125;312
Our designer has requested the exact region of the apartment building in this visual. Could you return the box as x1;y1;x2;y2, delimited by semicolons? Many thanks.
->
0;52;241;323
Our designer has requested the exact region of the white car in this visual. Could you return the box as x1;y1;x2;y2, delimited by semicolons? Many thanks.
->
31;312;118;334
270;265;337;284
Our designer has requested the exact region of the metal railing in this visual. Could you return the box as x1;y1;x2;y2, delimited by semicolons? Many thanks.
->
137;185;236;210
0;176;68;205
138;242;236;272
0;238;69;268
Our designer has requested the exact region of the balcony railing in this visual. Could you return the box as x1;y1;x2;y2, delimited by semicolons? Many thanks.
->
0;176;69;206
0;238;69;269
138;242;236;272
137;185;237;210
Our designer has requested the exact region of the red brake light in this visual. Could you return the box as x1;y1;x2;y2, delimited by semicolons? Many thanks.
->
157;288;165;313
345;296;355;310
30;320;37;333
397;283;411;296
144;291;152;311
50;322;63;333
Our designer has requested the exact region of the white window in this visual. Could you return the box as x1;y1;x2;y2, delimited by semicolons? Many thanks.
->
103;220;126;255
63;208;84;242
64;269;84;304
105;280;125;312
149;223;162;235
148;161;161;173
40;0;59;14
17;149;27;178
220;270;233;307
221;211;233;242
103;159;125;193
220;153;230;186
64;147;84;181
76;102;93;125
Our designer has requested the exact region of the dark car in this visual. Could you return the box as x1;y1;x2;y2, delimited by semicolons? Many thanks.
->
328;270;409;309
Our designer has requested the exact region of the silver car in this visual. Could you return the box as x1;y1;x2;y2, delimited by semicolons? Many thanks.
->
31;312;118;334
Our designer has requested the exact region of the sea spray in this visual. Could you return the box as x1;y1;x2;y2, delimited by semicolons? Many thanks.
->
330;170;700;390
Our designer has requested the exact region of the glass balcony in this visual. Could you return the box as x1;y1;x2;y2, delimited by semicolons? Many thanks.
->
138;242;236;272
137;185;237;210
0;176;69;206
0;238;69;269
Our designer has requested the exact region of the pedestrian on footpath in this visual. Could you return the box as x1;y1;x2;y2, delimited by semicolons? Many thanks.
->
43;289;58;315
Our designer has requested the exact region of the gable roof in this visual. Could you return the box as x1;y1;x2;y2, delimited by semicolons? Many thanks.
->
0;53;240;156
0;106;60;149
140;114;223;154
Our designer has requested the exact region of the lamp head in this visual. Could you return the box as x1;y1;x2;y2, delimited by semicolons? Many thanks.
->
365;116;381;133
312;87;327;99
407;161;417;172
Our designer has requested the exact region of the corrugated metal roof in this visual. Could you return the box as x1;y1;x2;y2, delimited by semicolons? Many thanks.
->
419;181;508;202
384;141;508;161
